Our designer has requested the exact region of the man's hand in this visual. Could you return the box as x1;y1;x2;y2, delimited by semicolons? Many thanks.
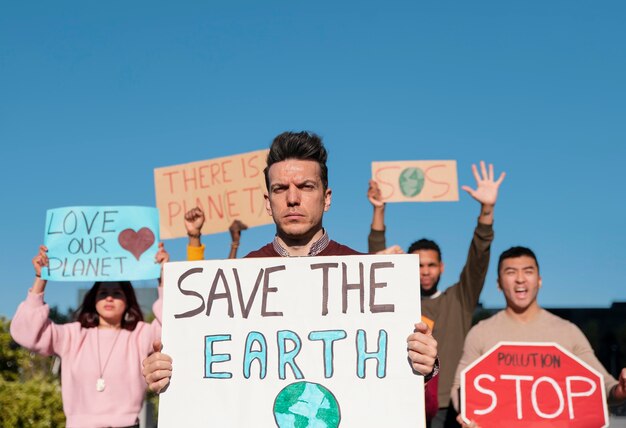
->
184;207;205;236
406;322;438;376
367;180;385;208
461;161;505;207
142;340;173;394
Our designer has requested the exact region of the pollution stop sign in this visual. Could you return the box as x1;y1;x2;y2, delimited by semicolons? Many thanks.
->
461;342;608;427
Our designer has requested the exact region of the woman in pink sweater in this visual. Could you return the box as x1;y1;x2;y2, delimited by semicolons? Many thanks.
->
11;244;169;428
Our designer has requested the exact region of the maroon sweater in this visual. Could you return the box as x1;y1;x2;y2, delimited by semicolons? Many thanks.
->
245;240;361;258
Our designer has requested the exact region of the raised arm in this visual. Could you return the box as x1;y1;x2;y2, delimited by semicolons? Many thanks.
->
10;245;66;356
454;161;505;309
185;207;206;261
461;161;506;226
155;242;170;288
152;242;170;323
367;180;387;253
228;220;248;259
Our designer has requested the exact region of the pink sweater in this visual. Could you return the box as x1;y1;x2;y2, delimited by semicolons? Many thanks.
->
10;288;162;428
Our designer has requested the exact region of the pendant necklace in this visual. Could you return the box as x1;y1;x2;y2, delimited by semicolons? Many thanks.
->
96;327;122;392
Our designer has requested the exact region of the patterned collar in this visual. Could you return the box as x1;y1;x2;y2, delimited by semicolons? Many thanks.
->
272;230;330;257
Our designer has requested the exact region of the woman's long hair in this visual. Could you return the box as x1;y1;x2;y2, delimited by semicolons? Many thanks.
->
75;281;144;330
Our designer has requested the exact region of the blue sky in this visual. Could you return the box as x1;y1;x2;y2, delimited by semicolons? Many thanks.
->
1;1;624;318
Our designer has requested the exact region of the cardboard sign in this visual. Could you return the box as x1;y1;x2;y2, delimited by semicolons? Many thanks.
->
372;161;458;202
154;149;272;239
43;206;160;282
159;254;425;427
461;342;608;428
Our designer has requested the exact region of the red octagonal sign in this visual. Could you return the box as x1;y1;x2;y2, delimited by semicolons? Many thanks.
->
461;342;608;427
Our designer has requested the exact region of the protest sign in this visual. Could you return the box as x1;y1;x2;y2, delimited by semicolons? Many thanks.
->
372;160;458;202
154;149;272;239
43;206;160;282
461;342;608;428
159;254;425;427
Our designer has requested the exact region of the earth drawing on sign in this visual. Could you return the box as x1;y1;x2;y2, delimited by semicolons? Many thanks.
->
273;381;341;428
398;167;425;197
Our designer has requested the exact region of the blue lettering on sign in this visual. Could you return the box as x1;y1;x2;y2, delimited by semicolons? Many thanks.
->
277;330;304;380
205;334;232;379
308;330;348;378
243;331;267;379
356;329;388;378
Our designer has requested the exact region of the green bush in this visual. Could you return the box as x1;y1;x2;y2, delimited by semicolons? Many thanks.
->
0;376;65;427
0;317;65;427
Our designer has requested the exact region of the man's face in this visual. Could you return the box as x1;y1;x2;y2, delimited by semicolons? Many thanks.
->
412;249;444;293
498;255;542;314
265;159;331;241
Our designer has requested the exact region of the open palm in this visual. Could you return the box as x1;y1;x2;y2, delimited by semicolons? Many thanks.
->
461;161;505;206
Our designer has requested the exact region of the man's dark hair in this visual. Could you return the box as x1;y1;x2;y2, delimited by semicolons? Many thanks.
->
407;239;442;261
497;246;540;274
263;131;329;190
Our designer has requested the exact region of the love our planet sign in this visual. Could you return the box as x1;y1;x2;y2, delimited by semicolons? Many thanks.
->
42;206;161;282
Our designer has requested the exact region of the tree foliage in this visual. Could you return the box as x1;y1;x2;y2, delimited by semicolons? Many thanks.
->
0;317;65;427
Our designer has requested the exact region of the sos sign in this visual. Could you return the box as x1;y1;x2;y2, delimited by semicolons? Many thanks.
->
461;342;608;427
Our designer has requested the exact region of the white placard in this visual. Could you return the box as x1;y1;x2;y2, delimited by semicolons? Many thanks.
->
159;254;424;427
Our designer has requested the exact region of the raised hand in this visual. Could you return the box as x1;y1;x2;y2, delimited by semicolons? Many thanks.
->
184;207;205;236
32;245;49;277
155;242;170;265
229;220;248;243
461;161;505;207
155;242;170;285
367;179;385;208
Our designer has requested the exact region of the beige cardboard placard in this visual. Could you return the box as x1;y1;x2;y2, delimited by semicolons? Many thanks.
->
155;149;271;239
372;160;459;202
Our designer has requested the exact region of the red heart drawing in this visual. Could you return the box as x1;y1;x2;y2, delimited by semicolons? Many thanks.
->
118;228;155;261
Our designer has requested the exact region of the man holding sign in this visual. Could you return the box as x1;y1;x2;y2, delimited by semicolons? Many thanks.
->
143;131;438;397
451;246;626;427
